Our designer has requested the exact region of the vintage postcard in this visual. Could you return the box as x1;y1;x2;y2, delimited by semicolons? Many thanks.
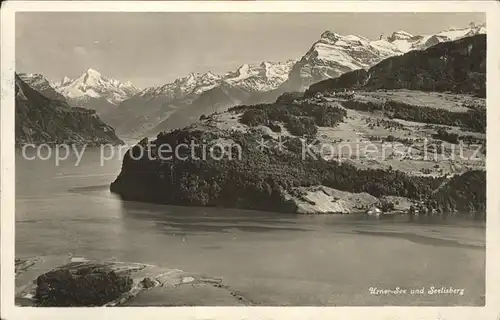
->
1;1;499;320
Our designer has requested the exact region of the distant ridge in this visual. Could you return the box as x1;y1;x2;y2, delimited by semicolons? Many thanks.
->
306;34;486;98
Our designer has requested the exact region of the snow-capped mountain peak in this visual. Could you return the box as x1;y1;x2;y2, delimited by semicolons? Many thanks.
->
284;22;486;91
388;30;414;41
320;31;343;42
72;68;105;88
138;60;296;101
235;64;251;77
53;69;141;106
223;60;296;92
140;71;222;101
55;76;73;87
319;31;371;47
119;80;137;90
18;72;67;101
85;68;100;75
19;73;51;88
387;22;486;53
285;23;486;91
285;30;402;91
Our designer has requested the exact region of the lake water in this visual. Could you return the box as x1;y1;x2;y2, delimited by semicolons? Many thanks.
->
15;147;485;306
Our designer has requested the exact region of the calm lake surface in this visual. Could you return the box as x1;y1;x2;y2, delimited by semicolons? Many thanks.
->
15;147;485;306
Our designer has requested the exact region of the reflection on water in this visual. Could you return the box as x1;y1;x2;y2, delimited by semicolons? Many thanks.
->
118;200;311;235
15;150;486;306
116;199;485;238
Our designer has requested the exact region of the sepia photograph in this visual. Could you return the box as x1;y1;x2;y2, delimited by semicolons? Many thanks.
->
1;1;499;319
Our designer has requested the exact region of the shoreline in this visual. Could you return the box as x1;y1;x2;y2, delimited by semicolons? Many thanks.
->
14;256;253;307
111;186;486;219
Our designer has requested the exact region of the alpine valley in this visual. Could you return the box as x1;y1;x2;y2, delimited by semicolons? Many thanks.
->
107;22;485;138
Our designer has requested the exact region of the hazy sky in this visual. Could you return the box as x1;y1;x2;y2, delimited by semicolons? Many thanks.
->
16;12;485;88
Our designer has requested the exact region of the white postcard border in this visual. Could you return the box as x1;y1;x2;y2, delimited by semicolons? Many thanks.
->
2;1;499;320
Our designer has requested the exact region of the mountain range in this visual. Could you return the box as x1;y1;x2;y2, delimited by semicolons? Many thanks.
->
100;60;297;137
111;22;487;138
306;34;486;97
280;22;485;91
19;22;486;140
50;68;141;115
